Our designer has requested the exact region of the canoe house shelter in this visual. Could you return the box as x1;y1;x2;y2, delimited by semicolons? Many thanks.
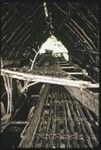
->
0;1;99;149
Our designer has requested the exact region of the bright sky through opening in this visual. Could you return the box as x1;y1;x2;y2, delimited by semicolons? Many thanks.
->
39;35;69;61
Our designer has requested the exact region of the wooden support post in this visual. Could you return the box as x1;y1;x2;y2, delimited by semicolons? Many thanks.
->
30;48;39;71
25;48;39;91
2;73;13;115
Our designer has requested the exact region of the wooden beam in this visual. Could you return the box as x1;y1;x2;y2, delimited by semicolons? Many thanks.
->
61;66;77;69
19;84;50;148
66;72;83;75
1;69;99;88
10;121;28;125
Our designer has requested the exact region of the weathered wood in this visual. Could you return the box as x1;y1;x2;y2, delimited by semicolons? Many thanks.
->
65;86;99;117
19;84;50;148
1;69;99;88
18;84;98;148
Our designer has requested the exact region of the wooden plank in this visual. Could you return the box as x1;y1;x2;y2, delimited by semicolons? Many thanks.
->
19;84;50;148
65;86;99;117
1;69;99;88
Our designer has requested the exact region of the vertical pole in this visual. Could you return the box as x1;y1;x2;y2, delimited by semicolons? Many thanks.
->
30;45;40;71
9;76;13;114
30;52;39;71
3;74;13;115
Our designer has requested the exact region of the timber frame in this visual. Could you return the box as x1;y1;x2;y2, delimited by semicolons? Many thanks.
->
1;67;99;117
